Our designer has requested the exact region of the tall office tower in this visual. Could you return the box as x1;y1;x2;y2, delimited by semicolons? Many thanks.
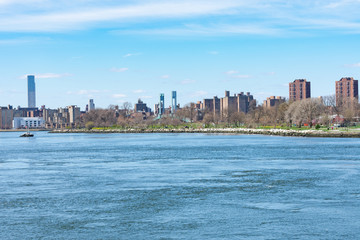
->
171;91;177;114
335;77;358;107
159;93;165;116
289;79;311;101
27;75;36;108
88;99;95;111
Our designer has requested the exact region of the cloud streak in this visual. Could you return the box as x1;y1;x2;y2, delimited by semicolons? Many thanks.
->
20;73;72;79
110;67;128;72
0;1;360;36
0;1;245;32
345;62;360;67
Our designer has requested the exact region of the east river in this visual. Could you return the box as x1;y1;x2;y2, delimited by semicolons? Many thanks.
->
1;132;359;239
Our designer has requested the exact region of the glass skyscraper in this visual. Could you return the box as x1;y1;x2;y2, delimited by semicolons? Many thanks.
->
27;75;36;108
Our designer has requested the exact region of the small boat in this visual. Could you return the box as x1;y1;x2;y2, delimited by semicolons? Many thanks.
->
20;128;34;137
20;132;34;137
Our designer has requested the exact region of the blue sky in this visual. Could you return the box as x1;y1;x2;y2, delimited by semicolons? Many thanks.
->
1;0;360;110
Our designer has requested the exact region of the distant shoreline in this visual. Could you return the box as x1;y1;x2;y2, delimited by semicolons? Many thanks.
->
0;129;48;132
48;128;360;138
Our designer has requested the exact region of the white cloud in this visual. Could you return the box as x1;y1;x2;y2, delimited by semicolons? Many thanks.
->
67;90;101;95
161;75;170;79
133;89;145;93
20;73;72;79
191;90;208;97
112;94;126;98
110;67;128;72
0;1;246;32
225;70;239;75
345;62;360;67
140;95;153;99
180;79;196;84
265;72;276;76
123;53;141;58
116;23;280;36
1;1;360;35
233;75;251;79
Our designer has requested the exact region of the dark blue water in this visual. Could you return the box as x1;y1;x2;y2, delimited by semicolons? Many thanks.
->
1;132;359;239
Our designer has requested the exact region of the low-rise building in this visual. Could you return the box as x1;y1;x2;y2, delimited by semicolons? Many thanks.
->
134;99;150;112
13;117;45;129
263;96;286;108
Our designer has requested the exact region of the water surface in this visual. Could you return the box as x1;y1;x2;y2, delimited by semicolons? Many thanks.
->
1;132;359;239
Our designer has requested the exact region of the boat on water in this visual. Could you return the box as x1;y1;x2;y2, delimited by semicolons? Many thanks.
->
20;128;34;137
20;132;34;137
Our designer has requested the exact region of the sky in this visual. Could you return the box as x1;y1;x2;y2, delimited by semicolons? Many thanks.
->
1;0;360;110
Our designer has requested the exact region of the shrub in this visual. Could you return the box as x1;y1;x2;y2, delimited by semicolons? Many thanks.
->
85;121;95;130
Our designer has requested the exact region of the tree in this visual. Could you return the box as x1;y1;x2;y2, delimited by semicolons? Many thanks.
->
229;112;245;127
85;121;95;130
285;98;324;127
202;112;214;127
121;102;133;117
176;103;196;123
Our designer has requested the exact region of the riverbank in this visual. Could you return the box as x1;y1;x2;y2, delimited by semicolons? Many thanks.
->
49;127;360;138
0;129;48;132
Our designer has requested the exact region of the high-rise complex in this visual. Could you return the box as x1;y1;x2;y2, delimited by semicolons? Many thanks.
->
220;91;254;117
200;91;253;118
27;75;36;108
289;79;311;101
335;77;358;107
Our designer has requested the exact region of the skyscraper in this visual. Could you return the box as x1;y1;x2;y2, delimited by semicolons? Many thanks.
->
171;91;177;114
88;99;95;111
289;79;311;101
159;93;165;116
27;75;36;108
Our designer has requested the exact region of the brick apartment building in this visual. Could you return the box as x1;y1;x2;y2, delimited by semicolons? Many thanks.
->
335;77;358;107
263;96;285;108
289;79;311;101
200;91;254;118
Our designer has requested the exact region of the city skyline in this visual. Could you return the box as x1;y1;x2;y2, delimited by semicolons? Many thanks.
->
1;1;360;108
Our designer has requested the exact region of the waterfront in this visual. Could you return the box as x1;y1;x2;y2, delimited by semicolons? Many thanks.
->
1;132;360;239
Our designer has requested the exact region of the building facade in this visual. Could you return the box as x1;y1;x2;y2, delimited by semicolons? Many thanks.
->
88;99;95;111
134;99;149;112
0;106;14;129
220;91;254;117
200;91;254;118
335;77;358;107
27;75;36;108
68;105;80;125
13;117;45;129
289;79;311;101
263;96;286;108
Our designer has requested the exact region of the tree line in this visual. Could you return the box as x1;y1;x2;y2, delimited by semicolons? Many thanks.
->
77;95;360;129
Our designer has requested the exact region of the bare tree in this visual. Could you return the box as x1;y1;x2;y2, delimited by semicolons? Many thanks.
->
285;98;324;127
83;109;118;127
121;102;133;117
176;103;196;123
229;111;245;127
202;112;214;127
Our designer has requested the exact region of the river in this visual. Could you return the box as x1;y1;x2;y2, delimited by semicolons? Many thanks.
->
1;132;359;239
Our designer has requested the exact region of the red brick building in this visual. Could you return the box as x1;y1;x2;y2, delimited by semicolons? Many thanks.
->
335;77;358;107
289;79;311;101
